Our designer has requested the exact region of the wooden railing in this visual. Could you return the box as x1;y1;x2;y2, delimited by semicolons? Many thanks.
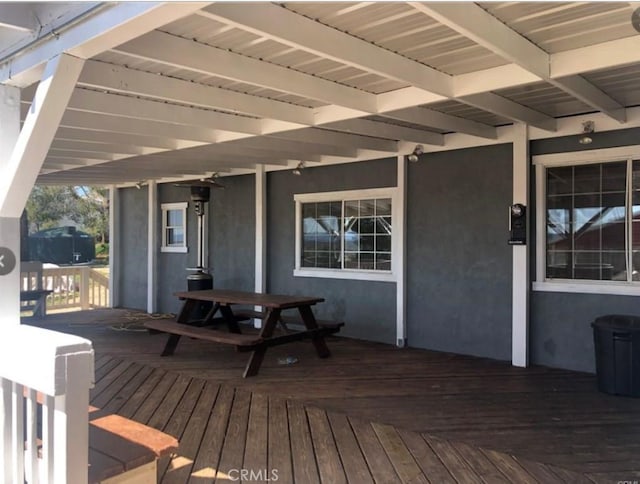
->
21;266;110;313
0;324;94;483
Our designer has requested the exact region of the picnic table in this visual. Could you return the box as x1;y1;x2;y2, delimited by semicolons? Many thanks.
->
144;289;343;377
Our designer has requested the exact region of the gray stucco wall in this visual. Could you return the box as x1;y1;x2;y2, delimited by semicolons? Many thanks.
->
156;184;203;314
406;144;514;361
267;158;398;344
210;174;255;291
118;187;148;310
530;128;640;373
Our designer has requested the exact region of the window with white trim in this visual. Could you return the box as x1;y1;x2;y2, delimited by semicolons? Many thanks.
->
534;146;640;294
161;202;188;253
294;188;397;282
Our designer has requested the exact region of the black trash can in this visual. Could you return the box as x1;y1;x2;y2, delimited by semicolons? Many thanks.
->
591;315;640;397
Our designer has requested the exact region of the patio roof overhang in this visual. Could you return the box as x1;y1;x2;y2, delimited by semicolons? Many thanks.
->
1;1;640;187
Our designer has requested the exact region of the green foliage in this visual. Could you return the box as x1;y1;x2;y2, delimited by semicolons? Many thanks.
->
26;185;109;242
26;186;75;232
70;186;109;243
95;242;109;257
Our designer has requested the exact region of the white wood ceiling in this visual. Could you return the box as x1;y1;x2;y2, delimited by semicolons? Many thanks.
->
2;2;640;185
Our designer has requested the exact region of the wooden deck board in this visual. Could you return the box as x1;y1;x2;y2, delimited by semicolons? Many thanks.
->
307;406;347;484
28;312;640;483
349;418;401;484
243;392;269;484
215;389;252;483
327;412;374;484
288;400;321;484
187;385;234;484
268;397;294;484
372;423;430;484
157;378;206;478
162;381;219;483
397;428;457;484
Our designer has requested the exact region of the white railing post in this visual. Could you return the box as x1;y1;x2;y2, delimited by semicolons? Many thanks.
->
80;266;90;310
0;325;94;484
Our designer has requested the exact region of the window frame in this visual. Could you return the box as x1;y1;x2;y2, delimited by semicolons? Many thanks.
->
161;202;188;253
533;145;640;296
294;187;399;282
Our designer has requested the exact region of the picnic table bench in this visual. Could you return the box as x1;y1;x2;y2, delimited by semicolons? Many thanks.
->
145;289;344;377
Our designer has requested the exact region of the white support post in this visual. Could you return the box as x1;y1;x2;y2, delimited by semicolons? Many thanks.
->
0;84;21;326
108;185;120;308
396;155;407;347
147;181;157;314
254;165;267;328
0;53;84;217
512;123;530;367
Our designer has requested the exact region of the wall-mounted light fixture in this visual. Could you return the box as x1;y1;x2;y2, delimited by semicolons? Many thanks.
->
579;121;595;145
292;161;305;176
407;144;424;162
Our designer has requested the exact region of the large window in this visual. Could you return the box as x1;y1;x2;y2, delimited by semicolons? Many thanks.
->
294;188;397;281
535;146;640;294
161;202;188;253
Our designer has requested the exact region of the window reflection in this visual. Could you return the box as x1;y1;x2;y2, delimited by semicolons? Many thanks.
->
546;162;627;281
302;198;392;271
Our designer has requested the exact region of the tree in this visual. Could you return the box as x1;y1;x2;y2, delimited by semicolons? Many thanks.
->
25;185;109;242
25;185;75;232
70;186;109;243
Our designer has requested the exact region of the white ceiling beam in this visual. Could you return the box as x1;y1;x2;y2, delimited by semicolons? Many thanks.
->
50;140;154;156
48;150;118;161
198;3;552;133
551;35;640;77
411;2;549;79
0;5;38;32
67;88;263;135
270;128;397;152
57;110;218;145
78;60;314;126
238;137;358;158
383;107;497;140
54;126;181;150
323;119;444;146
453;64;541;97
0;2;210;87
459;93;556;132
0;54;84;217
114;30;378;114
413;2;624;124
199;3;453;97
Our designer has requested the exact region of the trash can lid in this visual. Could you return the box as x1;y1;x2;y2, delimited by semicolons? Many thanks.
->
591;314;640;331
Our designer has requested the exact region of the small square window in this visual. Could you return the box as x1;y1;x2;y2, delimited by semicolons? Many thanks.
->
161;202;188;253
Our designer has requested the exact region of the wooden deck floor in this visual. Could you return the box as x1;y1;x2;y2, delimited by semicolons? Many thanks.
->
29;310;640;483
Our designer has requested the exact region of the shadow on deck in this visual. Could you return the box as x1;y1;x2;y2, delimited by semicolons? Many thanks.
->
27;309;640;483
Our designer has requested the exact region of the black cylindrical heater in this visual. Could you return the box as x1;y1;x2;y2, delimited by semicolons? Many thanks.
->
187;185;213;322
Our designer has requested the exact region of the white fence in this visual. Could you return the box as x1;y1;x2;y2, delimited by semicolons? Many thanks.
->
21;266;110;313
0;325;94;483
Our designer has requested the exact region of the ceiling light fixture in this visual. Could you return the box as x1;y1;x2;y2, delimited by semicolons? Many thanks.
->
407;144;424;162
292;161;305;176
579;121;595;145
